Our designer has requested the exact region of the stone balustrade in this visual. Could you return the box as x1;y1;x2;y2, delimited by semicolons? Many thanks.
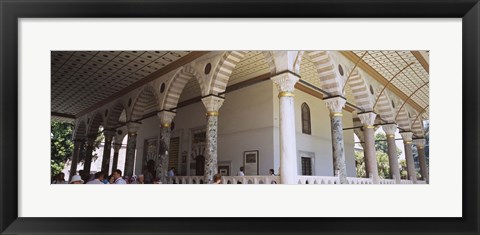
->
166;176;424;184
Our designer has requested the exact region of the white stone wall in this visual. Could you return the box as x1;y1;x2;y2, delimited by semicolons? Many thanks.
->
273;84;357;177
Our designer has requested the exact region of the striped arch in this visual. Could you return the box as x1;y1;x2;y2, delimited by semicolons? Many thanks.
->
375;92;396;122
73;120;87;140
105;101;127;129
293;51;305;75
306;51;343;96
131;85;159;121
86;112;104;137
411;115;425;137
347;69;374;111
395;106;411;131
209;51;276;95
162;66;202;110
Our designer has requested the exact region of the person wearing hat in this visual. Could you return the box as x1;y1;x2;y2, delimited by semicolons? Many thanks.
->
70;175;84;184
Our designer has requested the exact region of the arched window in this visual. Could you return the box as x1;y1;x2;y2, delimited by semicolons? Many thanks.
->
301;103;311;135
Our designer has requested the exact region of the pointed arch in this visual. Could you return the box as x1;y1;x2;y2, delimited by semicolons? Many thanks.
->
411;115;425;137
305;51;344;96
73;120;87;140
395;106;411;131
86;112;104;137
209;51;276;95
301;102;311;135
375;92;396;122
162;66;203;111
106;101;128;129
130;85;159;121
347;69;374;111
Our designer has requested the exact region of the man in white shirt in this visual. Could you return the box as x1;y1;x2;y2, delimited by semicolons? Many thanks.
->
237;166;245;176
113;169;127;184
86;172;105;184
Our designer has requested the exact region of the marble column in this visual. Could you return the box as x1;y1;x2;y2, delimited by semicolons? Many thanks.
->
83;136;96;175
100;130;115;174
324;97;348;184
69;139;84;181
353;129;370;178
157;110;176;183
201;96;225;184
383;124;401;184
111;142;122;173
271;72;299;184
414;139;428;183
400;132;417;183
357;112;379;184
124;122;140;177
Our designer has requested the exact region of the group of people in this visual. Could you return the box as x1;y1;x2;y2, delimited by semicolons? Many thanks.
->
52;166;276;185
52;169;151;184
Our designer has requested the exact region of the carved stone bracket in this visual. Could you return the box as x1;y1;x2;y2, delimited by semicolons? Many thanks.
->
271;72;300;93
157;110;176;128
201;95;225;113
382;124;397;136
400;132;413;143
358;112;377;127
324;97;346;114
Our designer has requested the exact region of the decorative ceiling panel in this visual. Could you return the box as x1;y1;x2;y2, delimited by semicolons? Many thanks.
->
51;51;190;116
353;50;429;120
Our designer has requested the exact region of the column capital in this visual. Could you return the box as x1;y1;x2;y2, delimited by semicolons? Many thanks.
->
113;143;122;151
271;71;300;93
413;139;426;148
357;112;377;128
324;96;346;115
126;122;141;134
103;130;116;141
400;132;413;143
382;124;397;136
202;95;225;114
157;110;176;128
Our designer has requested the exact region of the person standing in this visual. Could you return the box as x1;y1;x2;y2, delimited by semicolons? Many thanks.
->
112;169;127;184
168;167;175;177
86;172;105;184
237;166;245;176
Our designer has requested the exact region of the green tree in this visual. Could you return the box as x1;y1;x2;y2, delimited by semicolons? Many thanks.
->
355;151;366;178
376;151;390;179
399;159;408;179
51;121;74;176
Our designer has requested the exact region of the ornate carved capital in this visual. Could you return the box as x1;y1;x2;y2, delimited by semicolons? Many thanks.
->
382;124;397;136
157;110;176;127
413;138;426;148
271;71;300;93
400;132;413;143
126;122;141;134
201;96;225;113
324;97;346;114
358;112;376;127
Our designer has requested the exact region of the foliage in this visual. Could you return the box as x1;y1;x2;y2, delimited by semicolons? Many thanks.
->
399;159;408;179
356;132;403;178
376;151;390;179
355;151;366;178
51;121;74;176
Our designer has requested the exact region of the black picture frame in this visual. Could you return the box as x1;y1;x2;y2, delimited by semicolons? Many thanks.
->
1;0;479;234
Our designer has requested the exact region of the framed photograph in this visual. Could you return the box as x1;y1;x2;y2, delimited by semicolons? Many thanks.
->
1;0;479;235
243;150;259;176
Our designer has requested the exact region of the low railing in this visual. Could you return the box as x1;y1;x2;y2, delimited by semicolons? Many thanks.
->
167;176;206;184
166;176;424;184
379;179;396;184
222;176;280;184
